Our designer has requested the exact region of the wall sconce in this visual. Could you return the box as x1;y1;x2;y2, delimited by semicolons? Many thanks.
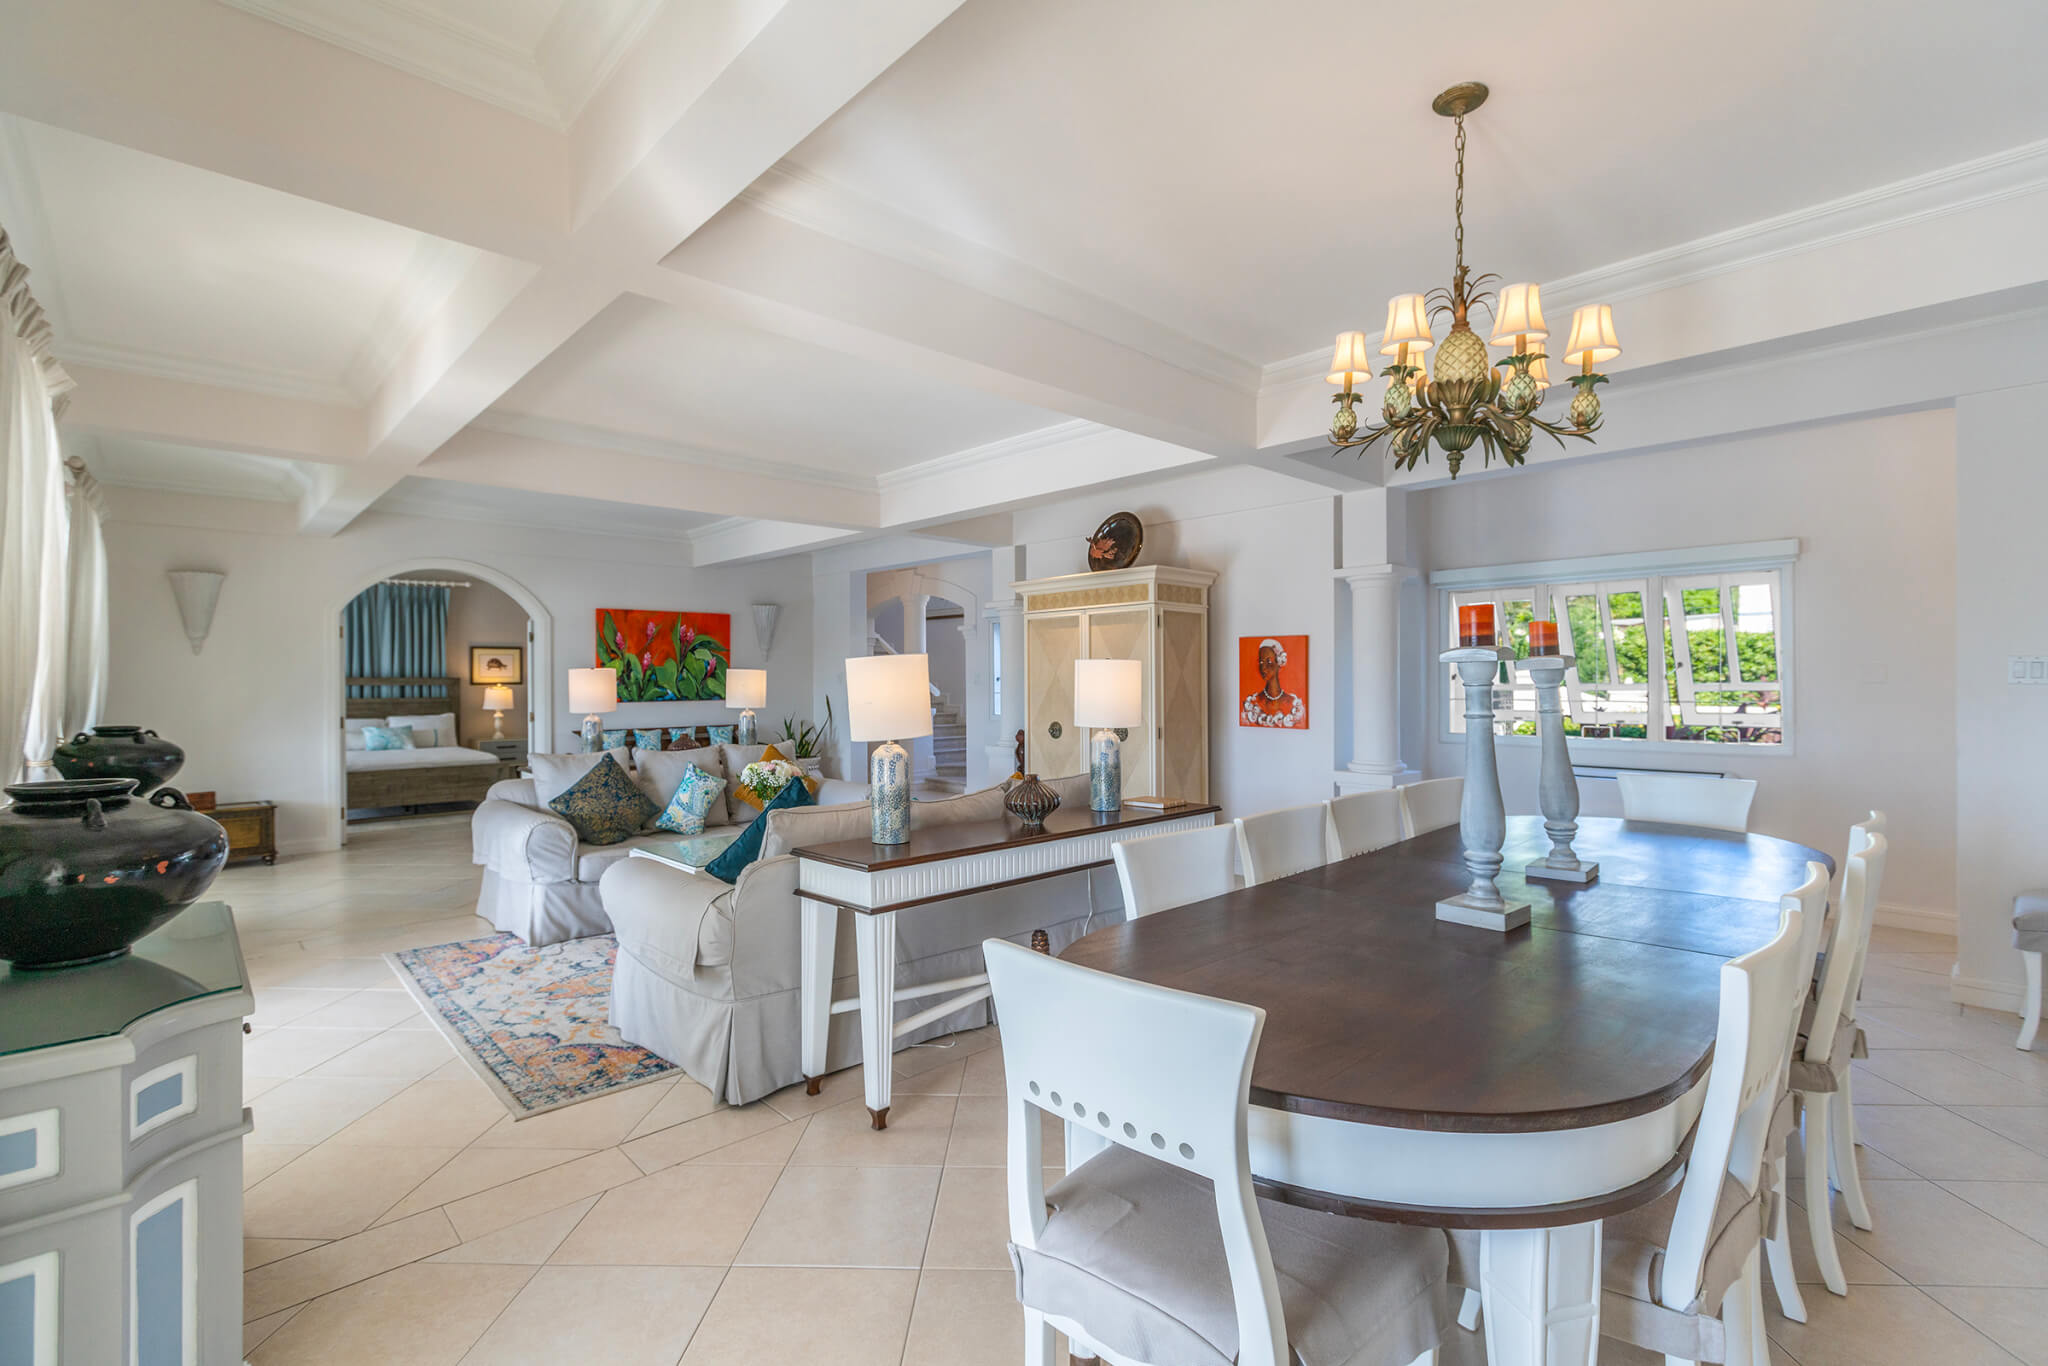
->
752;604;780;655
167;570;224;655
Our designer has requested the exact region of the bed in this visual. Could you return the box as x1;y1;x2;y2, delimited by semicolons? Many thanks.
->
345;675;506;813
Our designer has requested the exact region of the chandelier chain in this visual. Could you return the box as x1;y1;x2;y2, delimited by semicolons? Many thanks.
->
1452;114;1466;276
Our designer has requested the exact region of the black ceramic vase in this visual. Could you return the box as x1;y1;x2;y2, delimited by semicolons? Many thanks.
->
0;779;229;970
52;725;186;795
1004;773;1061;826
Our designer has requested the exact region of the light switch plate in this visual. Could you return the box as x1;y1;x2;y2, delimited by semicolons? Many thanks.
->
2011;656;2048;685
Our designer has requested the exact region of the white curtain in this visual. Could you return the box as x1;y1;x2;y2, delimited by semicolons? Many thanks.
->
61;457;108;739
0;230;75;784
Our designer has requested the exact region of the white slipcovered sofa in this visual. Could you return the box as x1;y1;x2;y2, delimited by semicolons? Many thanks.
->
469;743;853;946
599;775;1115;1105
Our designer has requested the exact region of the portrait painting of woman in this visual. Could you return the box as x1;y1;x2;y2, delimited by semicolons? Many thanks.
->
1239;635;1308;729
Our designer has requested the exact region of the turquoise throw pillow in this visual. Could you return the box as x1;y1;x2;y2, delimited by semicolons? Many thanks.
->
655;764;726;836
547;753;658;846
363;725;415;752
632;727;665;752
706;771;814;883
706;725;736;744
601;729;631;751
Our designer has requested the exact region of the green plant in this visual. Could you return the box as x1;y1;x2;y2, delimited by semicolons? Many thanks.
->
595;611;728;702
777;696;836;759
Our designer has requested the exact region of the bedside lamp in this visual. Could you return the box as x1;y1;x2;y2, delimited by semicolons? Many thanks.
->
568;667;617;753
481;685;514;741
1074;658;1143;812
726;668;767;745
845;653;932;845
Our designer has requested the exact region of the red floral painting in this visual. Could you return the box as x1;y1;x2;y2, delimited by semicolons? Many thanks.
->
595;610;731;701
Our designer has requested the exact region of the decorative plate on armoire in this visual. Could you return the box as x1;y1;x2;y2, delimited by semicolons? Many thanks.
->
1085;512;1143;571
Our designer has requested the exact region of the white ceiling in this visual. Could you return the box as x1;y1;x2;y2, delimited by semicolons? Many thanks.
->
69;434;314;502
489;294;1067;480
0;115;484;403
375;475;720;540
782;0;2048;363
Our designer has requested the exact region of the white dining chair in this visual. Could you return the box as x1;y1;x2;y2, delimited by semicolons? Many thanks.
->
1397;777;1462;839
983;938;1451;1366
1328;789;1405;861
1112;823;1239;919
1615;772;1758;832
1597;885;1811;1366
2015;888;2048;1050
1758;860;1833;1325
1235;803;1330;886
1791;828;1888;1297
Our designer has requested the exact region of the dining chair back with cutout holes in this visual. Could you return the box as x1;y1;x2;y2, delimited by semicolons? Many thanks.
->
1616;772;1759;832
1397;777;1463;839
1758;860;1832;1326
1328;789;1405;862
1596;887;1809;1366
985;938;1450;1366
1234;803;1330;887
1112;823;1239;920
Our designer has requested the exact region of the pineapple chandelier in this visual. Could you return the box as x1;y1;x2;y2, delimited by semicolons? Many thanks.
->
1327;82;1622;479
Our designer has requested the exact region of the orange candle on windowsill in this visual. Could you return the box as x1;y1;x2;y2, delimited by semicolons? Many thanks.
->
1528;620;1560;655
1458;604;1496;647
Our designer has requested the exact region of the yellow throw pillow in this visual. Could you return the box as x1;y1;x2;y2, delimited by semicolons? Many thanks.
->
731;744;822;812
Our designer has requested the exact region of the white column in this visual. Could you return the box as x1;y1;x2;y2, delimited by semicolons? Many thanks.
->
1335;563;1420;792
901;593;931;655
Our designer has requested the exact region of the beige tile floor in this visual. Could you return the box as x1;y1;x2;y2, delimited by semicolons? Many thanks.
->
224;816;2048;1364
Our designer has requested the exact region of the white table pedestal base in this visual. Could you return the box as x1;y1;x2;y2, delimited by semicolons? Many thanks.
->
1481;1223;1602;1366
1526;857;1600;884
1437;895;1532;931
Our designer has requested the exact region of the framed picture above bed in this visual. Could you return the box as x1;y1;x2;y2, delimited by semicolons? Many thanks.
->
469;645;524;685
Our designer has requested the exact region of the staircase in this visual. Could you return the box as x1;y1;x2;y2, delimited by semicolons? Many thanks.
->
927;700;967;796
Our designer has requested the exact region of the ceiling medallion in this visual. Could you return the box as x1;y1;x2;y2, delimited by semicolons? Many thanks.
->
1327;82;1623;479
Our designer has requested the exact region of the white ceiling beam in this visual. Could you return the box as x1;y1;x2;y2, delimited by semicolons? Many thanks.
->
689;518;867;567
59;364;365;464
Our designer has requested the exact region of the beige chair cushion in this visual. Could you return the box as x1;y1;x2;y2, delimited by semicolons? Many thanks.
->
2015;890;2048;952
1009;1146;1448;1366
1599;1175;1765;1362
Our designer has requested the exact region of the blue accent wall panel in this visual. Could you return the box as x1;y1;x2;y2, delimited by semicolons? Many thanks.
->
135;1074;185;1127
0;1129;34;1177
136;1200;185;1366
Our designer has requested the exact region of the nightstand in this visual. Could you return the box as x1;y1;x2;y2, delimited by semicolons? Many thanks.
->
213;800;277;865
476;738;527;764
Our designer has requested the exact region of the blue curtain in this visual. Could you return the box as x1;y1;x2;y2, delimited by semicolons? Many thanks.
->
344;584;450;700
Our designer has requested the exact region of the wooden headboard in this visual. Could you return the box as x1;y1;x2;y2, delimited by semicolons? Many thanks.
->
346;676;457;719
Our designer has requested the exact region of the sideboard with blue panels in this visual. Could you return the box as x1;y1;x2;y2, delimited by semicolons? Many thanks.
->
0;903;252;1365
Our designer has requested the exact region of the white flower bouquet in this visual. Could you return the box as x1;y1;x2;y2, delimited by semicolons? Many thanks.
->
738;758;806;805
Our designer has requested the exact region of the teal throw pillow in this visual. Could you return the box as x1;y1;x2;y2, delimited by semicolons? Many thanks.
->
706;725;736;744
632;727;665;752
363;725;415;752
706;771;814;883
547;753;658;846
655;764;726;836
601;729;631;751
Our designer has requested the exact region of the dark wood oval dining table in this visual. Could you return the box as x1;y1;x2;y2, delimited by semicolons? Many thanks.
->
1059;813;1835;1366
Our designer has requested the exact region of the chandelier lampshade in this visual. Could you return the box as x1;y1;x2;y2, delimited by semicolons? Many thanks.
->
1563;304;1622;367
1490;283;1548;346
1327;331;1376;385
1380;294;1434;356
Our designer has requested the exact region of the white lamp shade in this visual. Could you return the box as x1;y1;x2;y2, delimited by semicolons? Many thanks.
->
1380;294;1433;355
845;654;933;741
1563;304;1622;366
568;667;618;715
1489;282;1549;345
1326;331;1375;385
482;685;514;712
725;668;767;709
1073;658;1144;729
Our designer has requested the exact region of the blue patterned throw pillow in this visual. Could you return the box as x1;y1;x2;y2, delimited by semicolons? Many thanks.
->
362;725;415;752
706;725;736;744
546;753;658;846
601;729;631;751
706;772;814;883
632;728;665;752
654;764;727;836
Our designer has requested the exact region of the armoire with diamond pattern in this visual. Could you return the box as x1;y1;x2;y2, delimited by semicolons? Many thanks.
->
1013;565;1215;803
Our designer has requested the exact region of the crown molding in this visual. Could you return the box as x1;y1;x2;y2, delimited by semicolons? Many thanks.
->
469;409;879;493
741;162;1263;396
216;0;661;131
55;338;361;405
372;478;708;544
873;419;1099;493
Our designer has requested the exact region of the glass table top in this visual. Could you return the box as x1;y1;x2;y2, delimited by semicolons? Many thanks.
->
0;902;248;1057
629;829;743;873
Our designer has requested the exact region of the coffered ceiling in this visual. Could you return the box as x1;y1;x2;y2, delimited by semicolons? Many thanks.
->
9;0;2048;564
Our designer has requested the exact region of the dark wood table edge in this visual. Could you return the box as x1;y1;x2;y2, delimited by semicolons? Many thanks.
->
1249;1054;1713;1134
791;802;1222;872
1253;1129;1693;1230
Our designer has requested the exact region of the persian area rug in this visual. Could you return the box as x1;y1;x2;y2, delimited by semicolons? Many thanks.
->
387;933;676;1118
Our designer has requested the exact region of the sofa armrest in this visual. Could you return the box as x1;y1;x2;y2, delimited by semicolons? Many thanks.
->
487;776;539;806
472;797;578;882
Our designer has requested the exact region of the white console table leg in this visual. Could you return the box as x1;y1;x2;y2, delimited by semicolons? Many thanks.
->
799;898;837;1095
1480;1223;1601;1366
853;911;899;1129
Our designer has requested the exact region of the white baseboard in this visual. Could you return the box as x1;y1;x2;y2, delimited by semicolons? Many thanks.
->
1873;902;1958;937
1950;969;2025;1016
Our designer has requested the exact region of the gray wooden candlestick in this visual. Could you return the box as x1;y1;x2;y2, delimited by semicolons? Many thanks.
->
1524;654;1599;883
1437;646;1531;931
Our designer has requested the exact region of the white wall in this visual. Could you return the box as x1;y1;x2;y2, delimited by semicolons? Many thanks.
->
1012;465;1338;818
440;579;528;744
1954;381;2048;1008
1413;408;1959;922
102;489;815;851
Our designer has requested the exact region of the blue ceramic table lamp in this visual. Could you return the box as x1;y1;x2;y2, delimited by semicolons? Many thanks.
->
845;653;933;844
1074;657;1143;812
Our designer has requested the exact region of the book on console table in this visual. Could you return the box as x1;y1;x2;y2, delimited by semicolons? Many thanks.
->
1121;795;1198;811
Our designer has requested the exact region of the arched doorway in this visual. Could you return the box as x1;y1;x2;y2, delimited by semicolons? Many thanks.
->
320;558;554;846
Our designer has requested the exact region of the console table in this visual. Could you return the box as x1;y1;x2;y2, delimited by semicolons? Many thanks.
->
0;903;253;1366
794;802;1218;1127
